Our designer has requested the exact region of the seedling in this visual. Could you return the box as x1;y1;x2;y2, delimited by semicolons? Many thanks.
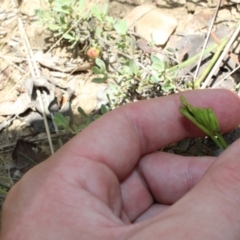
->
180;96;227;149
53;104;109;134
92;58;109;83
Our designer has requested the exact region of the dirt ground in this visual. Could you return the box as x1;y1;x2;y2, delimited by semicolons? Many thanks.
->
0;0;240;225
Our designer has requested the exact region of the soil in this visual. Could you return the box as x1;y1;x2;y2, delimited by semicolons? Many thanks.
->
0;0;240;225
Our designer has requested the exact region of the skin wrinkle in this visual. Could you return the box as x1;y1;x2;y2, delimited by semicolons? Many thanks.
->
121;103;150;155
136;162;152;195
74;111;141;180
120;169;154;222
77;159;122;216
184;159;196;193
138;152;217;205
208;160;240;205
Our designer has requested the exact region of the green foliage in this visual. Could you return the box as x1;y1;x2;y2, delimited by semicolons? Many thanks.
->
36;0;181;108
91;58;109;83
35;0;108;48
180;96;227;149
53;104;109;134
114;19;128;35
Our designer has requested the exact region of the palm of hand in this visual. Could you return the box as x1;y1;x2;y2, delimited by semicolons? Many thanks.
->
2;89;240;240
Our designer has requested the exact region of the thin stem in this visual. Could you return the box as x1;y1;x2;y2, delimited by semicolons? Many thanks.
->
166;37;228;74
194;37;228;88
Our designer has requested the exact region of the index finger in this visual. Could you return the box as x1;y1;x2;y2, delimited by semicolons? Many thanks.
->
57;89;240;179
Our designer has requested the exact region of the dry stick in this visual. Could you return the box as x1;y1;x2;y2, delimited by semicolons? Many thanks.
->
10;0;56;153
21;1;99;150
42;0;100;146
208;32;240;88
8;0;100;152
6;0;99;99
8;0;55;153
210;31;240;65
0;55;26;73
201;21;240;88
193;0;222;84
194;37;228;88
17;19;55;154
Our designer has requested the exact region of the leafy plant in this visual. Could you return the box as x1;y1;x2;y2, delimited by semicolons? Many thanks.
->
35;0;108;49
53;104;109;134
92;58;109;83
180;96;227;149
114;19;128;36
35;0;187;108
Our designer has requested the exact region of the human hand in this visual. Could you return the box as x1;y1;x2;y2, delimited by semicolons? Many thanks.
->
2;89;240;240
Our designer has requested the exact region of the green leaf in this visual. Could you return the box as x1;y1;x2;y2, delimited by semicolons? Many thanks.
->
161;80;175;92
180;96;227;149
91;6;103;21
102;3;109;15
53;112;68;127
79;124;86;130
95;58;106;71
93;115;101;120
151;54;167;72
129;59;139;76
64;116;70;126
105;16;114;24
59;16;66;24
78;0;86;14
85;118;91;125
53;6;68;14
119;65;130;75
114;19;128;35
63;33;75;41
72;124;79;133
180;96;218;131
92;77;107;83
48;24;60;31
92;66;103;74
166;47;176;54
100;104;108;114
77;107;88;119
150;72;159;83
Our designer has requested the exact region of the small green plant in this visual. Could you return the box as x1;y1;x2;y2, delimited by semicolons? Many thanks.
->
92;58;109;83
35;0;109;49
180;96;227;149
149;54;175;92
35;0;184;108
114;19;128;36
53;104;109;134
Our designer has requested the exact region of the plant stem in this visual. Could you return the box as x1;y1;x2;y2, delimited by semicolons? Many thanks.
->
194;37;228;88
166;37;228;74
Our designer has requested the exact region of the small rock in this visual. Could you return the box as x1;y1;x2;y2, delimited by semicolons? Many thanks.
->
184;9;213;34
124;4;177;45
218;9;232;20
